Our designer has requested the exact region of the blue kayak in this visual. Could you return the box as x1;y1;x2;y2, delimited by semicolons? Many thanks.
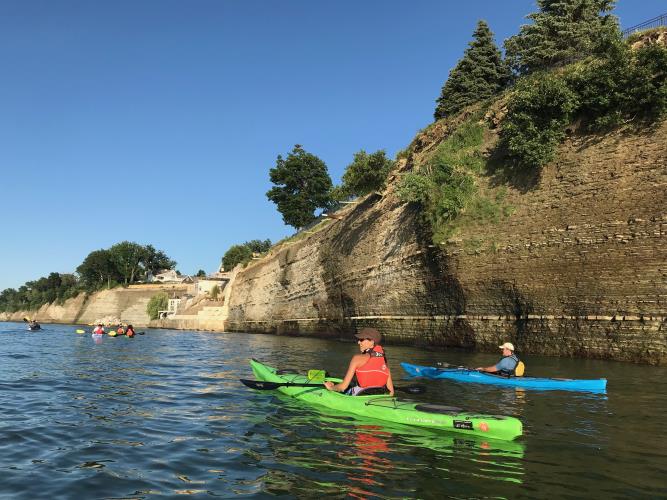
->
401;362;607;393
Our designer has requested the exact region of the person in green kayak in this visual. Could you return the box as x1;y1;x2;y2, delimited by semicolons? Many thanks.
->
323;327;395;396
475;342;525;376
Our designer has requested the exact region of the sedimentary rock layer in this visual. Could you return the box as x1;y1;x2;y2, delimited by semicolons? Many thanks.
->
226;122;667;364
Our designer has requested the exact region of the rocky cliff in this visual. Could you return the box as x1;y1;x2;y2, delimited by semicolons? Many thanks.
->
0;284;188;327
226;120;667;364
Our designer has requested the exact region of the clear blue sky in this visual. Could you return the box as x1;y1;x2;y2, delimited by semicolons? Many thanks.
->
1;0;663;290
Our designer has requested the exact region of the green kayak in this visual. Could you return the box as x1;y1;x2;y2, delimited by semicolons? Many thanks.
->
247;359;523;441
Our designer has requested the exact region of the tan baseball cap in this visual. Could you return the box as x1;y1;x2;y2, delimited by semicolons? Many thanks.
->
498;342;515;351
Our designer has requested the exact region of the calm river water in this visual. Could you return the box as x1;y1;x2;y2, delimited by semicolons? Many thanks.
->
0;322;665;499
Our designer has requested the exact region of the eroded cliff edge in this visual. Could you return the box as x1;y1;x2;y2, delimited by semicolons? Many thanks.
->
226;120;667;364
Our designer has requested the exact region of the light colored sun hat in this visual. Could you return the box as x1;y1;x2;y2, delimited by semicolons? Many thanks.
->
498;342;515;351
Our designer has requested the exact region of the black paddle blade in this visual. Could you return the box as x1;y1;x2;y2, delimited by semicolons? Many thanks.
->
239;379;321;390
240;379;280;390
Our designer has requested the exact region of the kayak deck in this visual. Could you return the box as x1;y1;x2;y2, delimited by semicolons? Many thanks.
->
401;362;607;392
249;359;522;441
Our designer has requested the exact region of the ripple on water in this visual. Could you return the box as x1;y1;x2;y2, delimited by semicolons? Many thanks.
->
0;324;666;499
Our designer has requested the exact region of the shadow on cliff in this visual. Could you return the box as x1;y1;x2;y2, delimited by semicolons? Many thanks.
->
488;279;535;348
485;144;542;194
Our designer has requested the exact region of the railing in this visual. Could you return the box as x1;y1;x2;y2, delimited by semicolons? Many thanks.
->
622;13;667;38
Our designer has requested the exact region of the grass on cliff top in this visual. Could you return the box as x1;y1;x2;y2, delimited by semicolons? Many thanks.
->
265;218;334;256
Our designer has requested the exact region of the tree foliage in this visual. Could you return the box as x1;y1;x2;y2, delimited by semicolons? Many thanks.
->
504;0;620;75
266;145;333;229
500;39;667;171
0;272;81;312
338;150;394;198
0;242;176;313
222;239;272;270
146;292;169;320
500;74;579;170
77;249;120;289
435;20;510;120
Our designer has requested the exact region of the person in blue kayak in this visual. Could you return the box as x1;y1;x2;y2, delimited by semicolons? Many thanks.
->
323;327;395;396
475;342;525;376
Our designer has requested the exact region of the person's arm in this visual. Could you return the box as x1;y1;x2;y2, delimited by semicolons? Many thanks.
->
475;364;498;373
324;355;362;392
385;368;395;396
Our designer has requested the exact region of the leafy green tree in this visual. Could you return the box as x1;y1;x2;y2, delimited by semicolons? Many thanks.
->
141;244;176;277
222;244;253;271
435;20;510;120
504;0;620;75
109;241;145;285
266;145;333;229
339;150;394;197
146;292;169;320
245;239;272;254
77;249;120;289
196;269;207;277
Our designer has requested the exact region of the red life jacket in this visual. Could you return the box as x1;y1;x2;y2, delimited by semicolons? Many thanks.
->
355;345;389;388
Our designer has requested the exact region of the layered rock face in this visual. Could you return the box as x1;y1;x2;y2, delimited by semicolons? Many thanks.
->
226;122;667;364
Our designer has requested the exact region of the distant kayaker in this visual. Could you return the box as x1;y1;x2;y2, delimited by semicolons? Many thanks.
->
125;325;135;338
92;324;105;335
476;342;525;376
116;324;125;335
323;327;395;396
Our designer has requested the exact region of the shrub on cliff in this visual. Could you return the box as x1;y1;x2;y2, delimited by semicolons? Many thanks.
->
567;42;667;128
266;145;333;229
221;239;272;271
499;40;667;171
499;73;578;170
435;20;510;120
147;292;169;320
222;244;252;271
336;149;394;199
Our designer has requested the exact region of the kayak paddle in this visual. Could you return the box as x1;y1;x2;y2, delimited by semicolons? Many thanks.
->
437;361;474;370
240;379;426;394
75;329;86;334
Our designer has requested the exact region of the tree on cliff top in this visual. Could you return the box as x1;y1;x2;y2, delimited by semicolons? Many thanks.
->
77;249;121;289
434;20;510;120
221;239;272;271
266;145;333;229
337;149;394;198
504;0;621;75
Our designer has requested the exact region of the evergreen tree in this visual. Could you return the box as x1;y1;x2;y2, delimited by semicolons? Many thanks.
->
504;0;621;75
266;145;333;229
434;20;509;120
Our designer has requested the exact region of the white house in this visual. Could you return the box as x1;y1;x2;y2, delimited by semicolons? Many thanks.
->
147;269;190;283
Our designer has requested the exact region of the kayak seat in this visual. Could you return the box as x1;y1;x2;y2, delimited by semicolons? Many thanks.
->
415;404;463;415
355;386;390;396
